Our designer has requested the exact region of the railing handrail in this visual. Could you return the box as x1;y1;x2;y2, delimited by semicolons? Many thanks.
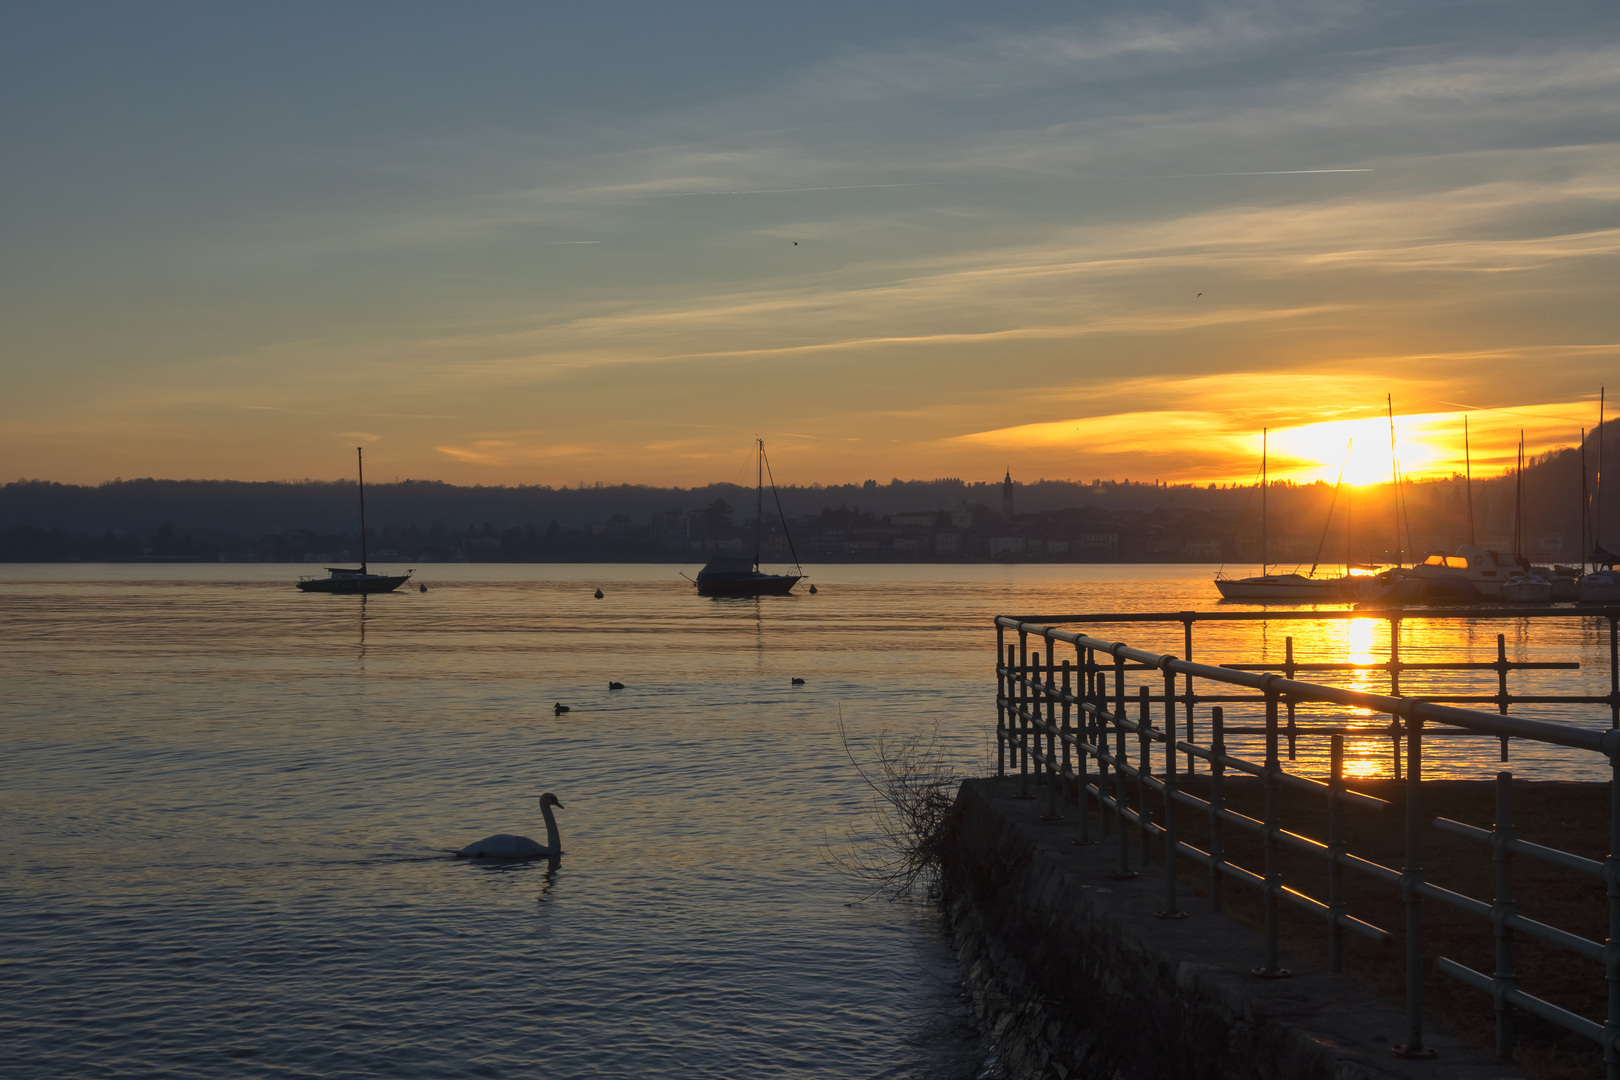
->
997;616;1618;752
999;606;1620;624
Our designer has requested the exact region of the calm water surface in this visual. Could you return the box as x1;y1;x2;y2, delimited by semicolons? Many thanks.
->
2;563;1615;1078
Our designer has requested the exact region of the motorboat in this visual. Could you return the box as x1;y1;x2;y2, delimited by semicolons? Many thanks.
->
1396;546;1512;598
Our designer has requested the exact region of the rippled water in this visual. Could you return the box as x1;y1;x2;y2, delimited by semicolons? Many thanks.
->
2;563;1615;1079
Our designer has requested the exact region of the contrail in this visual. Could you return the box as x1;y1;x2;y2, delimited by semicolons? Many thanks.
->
652;173;1367;197
1142;169;1374;178
658;182;957;197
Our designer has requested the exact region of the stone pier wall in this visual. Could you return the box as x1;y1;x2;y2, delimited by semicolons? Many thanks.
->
940;778;1520;1080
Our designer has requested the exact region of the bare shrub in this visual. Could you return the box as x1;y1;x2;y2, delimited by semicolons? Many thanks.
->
827;715;966;901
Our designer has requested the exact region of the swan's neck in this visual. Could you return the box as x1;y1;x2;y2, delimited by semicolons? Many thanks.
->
541;804;561;851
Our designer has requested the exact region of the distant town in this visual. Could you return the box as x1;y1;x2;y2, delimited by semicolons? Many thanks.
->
1;435;1614;565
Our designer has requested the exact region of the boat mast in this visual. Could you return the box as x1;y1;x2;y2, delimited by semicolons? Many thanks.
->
356;446;369;575
1514;432;1524;564
1464;415;1475;545
754;437;764;572
1261;428;1267;576
1599;387;1606;558
1387;395;1403;568
1582;428;1590;569
1308;440;1351;578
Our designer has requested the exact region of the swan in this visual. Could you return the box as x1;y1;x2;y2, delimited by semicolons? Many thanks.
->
456;793;564;859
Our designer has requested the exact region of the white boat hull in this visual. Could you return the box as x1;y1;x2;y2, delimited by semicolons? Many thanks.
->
1214;574;1347;601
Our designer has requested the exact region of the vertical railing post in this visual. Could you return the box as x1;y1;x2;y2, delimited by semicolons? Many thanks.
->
1393;710;1434;1058
996;628;1008;778
1158;664;1185;919
1492;770;1518;1063
1058;659;1073;820
1328;734;1345;973
1496;633;1510;716
1182;614;1196;776
1390;615;1403;698
1605;745;1620;1077
1041;640;1060;820
1077;646;1093;846
1095;650;1111;839
1609;614;1619;730
1209;706;1225;913
1254;683;1289;978
1137;684;1152;865
1285;637;1298;761
1112;651;1134;880
1044;636;1057;795
1017;631;1032;799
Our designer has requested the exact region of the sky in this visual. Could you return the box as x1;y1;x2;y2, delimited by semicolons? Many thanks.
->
2;1;1616;489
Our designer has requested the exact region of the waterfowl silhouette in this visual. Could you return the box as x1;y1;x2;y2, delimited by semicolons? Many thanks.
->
791;677;805;685
456;793;564;859
608;681;625;690
554;702;571;715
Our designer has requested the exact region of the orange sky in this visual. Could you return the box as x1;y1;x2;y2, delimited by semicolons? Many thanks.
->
2;4;1616;488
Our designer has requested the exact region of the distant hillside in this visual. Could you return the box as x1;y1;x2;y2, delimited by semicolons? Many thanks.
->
2;423;1617;563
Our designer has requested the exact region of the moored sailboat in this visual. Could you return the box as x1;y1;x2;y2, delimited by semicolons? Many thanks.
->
691;439;805;597
296;448;414;594
1214;430;1354;601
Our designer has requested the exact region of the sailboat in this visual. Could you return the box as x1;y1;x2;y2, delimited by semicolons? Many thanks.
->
296;447;415;594
1501;431;1553;603
691;439;805;597
1579;389;1620;603
1214;430;1349;601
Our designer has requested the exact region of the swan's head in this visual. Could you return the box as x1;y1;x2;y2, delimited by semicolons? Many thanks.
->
539;792;564;810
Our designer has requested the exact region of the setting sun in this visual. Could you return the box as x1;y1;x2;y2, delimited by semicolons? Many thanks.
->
1259;404;1589;487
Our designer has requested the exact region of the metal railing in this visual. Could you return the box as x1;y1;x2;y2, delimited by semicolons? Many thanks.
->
993;610;1620;1073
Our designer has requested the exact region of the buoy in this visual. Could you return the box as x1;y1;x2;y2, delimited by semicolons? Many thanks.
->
808;584;818;594
594;588;604;599
419;583;428;592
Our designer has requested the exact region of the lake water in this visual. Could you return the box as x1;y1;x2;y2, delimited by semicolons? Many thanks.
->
2;563;1615;1079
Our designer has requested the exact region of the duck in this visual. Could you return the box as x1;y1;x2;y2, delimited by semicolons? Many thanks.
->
608;681;624;690
456;793;564;859
791;677;805;685
554;702;571;715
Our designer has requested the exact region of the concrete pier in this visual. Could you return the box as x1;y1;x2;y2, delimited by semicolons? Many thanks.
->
941;778;1525;1080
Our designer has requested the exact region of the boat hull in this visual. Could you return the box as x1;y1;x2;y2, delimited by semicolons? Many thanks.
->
1578;570;1620;604
695;572;801;597
1500;577;1554;603
297;572;413;594
1214;574;1347;601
